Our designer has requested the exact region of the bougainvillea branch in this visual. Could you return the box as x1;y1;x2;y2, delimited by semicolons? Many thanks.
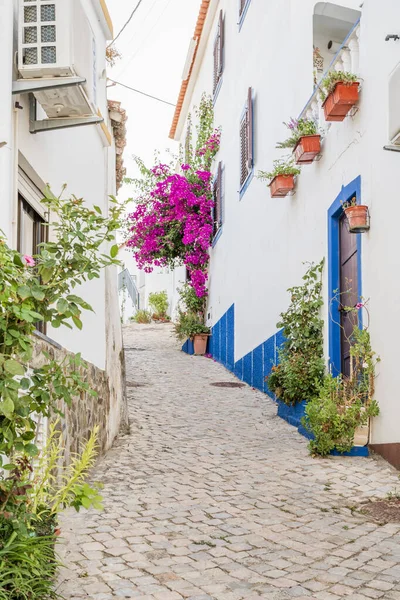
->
126;94;220;298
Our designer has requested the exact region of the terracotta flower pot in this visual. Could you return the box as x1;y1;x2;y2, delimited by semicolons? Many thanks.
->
193;334;209;355
270;174;295;198
323;82;360;122
344;204;369;233
293;135;321;164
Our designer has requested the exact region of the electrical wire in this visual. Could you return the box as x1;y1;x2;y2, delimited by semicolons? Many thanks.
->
108;79;176;107
116;0;174;78
107;0;146;48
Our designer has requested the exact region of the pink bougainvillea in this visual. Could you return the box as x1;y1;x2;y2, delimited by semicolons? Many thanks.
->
126;95;220;298
127;165;215;297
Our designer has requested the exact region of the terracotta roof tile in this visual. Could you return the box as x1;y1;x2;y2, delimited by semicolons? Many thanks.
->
169;0;211;139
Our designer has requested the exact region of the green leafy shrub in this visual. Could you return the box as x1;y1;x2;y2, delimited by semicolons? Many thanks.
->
0;189;124;596
267;260;325;405
320;70;359;101
302;316;380;455
148;291;169;318
132;309;152;324
178;282;206;315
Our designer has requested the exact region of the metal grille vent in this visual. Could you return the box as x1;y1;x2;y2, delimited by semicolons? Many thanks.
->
41;25;55;43
24;5;37;21
41;4;55;21
24;26;37;43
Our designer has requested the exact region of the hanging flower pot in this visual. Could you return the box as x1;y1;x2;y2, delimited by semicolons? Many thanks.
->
193;334;209;355
323;82;360;122
293;135;321;164
344;204;369;233
269;174;295;198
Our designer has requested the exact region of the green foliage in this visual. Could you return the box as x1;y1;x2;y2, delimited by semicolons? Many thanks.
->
276;118;319;149
132;309;152;324
0;525;58;600
303;372;379;456
174;311;210;341
0;189;124;595
148;290;169;318
178;282;206;315
320;70;359;101
258;158;301;183
302;301;380;456
267;260;325;405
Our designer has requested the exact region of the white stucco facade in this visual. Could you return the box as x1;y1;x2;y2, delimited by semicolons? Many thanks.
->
172;0;400;453
0;0;123;399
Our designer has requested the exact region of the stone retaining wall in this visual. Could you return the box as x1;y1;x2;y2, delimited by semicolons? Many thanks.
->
33;332;128;467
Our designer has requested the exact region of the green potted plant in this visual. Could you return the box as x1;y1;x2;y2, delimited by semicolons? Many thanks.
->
174;310;210;355
342;197;369;233
320;71;360;121
258;158;301;198
277;118;321;164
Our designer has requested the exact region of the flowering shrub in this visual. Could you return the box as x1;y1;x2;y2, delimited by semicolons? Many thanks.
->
126;95;221;298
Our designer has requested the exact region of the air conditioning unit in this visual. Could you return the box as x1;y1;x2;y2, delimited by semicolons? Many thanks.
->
389;61;400;146
18;0;98;118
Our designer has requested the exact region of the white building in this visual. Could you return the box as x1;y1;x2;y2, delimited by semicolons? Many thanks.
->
0;0;126;447
170;0;400;467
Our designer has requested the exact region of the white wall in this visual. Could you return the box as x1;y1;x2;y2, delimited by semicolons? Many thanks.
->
176;0;400;445
1;0;121;372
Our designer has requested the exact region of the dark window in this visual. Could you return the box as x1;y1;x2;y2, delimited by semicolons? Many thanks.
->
240;87;254;188
213;10;224;95
339;211;359;377
18;194;48;333
213;162;223;237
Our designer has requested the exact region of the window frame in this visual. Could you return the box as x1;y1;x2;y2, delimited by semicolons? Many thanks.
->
239;0;252;30
239;87;254;199
18;193;48;333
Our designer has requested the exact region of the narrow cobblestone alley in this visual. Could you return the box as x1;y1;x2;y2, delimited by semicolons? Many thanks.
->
59;324;400;600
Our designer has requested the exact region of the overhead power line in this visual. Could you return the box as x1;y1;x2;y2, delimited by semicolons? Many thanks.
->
108;79;176;107
107;0;146;48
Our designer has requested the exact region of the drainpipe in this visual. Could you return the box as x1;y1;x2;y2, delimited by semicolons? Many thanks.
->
0;0;15;243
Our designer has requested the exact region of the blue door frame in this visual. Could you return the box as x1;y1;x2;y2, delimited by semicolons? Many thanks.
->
328;176;362;377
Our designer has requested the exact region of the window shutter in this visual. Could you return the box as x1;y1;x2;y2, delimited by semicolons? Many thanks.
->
213;162;223;236
247;87;253;169
218;10;224;76
184;121;191;162
240;112;248;187
213;33;219;93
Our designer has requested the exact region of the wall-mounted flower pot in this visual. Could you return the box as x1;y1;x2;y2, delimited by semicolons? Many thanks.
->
323;82;360;122
270;174;295;198
193;334;209;355
293;135;321;164
344;204;369;233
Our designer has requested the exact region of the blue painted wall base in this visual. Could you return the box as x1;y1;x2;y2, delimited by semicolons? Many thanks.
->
181;303;369;458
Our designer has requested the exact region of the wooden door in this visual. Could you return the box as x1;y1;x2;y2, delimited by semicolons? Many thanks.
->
339;214;358;377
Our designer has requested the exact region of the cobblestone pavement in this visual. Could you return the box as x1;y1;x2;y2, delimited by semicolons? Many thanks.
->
59;323;400;600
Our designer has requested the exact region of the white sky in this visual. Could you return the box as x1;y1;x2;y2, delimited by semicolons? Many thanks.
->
106;0;200;201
